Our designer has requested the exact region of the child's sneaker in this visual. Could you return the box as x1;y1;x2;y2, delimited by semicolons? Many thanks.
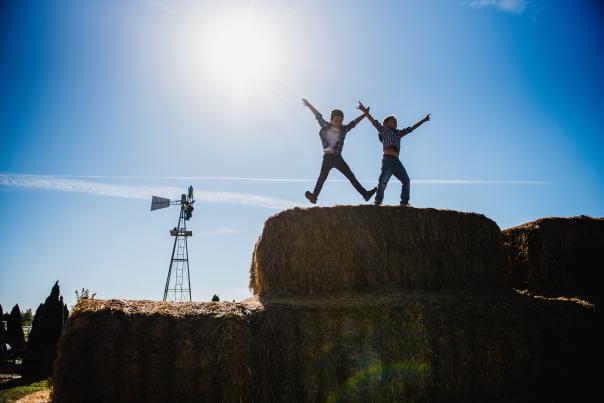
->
364;187;377;202
305;191;317;204
374;199;382;206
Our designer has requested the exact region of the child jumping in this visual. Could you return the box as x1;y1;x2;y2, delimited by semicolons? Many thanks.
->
302;98;377;204
357;101;430;206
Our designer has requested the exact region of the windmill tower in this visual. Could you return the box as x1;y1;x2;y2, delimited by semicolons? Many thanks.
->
151;186;195;302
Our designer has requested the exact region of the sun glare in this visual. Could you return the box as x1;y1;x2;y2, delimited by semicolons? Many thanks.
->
202;16;276;90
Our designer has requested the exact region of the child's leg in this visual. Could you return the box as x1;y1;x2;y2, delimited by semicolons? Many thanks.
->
332;155;368;196
375;156;394;204
391;159;410;204
312;154;336;197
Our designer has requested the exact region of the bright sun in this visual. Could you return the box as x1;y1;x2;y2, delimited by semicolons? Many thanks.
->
203;16;276;90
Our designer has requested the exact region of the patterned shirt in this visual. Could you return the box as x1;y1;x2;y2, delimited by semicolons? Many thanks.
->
315;114;358;155
374;120;412;153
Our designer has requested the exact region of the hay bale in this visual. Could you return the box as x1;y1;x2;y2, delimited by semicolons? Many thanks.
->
503;215;604;304
51;299;260;403
52;294;597;402
250;206;508;297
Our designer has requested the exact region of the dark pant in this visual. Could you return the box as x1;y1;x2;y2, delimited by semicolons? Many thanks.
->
312;153;368;197
375;155;410;204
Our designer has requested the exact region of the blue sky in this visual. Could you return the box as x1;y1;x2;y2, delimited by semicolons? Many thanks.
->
1;0;603;310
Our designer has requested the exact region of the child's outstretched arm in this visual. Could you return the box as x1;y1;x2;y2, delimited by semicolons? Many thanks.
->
357;102;381;130
302;98;321;118
409;114;431;132
342;109;370;133
351;110;368;126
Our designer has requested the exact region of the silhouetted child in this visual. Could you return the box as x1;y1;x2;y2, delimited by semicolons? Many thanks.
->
302;98;377;204
357;101;430;206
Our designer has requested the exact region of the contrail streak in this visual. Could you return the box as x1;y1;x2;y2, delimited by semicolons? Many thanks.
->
0;175;297;210
0;174;550;185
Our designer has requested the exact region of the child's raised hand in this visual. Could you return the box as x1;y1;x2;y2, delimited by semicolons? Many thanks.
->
424;113;431;122
302;98;310;108
357;101;369;113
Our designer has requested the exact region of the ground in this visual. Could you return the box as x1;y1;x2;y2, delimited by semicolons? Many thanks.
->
0;378;51;403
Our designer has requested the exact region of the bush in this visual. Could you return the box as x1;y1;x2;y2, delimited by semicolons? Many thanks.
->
22;281;69;379
6;305;25;352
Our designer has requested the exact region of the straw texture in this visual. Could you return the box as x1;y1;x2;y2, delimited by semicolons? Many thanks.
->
52;293;596;403
250;206;508;297
503;215;604;304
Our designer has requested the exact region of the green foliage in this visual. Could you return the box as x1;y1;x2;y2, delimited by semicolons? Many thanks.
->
0;378;50;402
211;294;220;302
0;304;4;343
22;281;69;380
74;288;96;305
22;308;33;327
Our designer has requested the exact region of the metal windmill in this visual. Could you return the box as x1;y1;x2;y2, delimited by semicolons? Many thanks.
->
151;186;195;302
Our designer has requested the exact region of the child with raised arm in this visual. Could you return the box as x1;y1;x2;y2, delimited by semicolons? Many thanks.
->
357;101;430;206
302;98;377;204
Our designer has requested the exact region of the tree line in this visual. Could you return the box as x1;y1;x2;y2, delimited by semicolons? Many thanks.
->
1;281;69;380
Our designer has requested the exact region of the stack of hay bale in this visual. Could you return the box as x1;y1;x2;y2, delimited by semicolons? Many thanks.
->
503;215;603;306
250;206;508;296
52;207;598;402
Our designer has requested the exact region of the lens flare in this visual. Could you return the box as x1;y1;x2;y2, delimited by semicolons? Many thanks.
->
327;361;431;402
202;15;276;90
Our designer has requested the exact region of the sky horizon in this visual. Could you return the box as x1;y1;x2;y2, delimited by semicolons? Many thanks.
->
1;0;603;311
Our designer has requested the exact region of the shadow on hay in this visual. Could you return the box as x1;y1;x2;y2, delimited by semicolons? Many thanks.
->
504;215;604;306
52;292;598;403
51;208;600;402
250;206;510;298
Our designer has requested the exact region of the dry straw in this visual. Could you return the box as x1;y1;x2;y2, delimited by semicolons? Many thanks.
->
250;206;508;297
503;215;604;305
52;292;597;402
51;209;601;402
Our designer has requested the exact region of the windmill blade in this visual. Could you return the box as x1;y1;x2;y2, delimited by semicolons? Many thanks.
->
151;196;171;211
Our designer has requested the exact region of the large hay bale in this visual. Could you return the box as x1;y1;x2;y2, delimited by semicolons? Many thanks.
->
503;215;604;304
52;294;597;402
250;206;508;297
51;299;259;403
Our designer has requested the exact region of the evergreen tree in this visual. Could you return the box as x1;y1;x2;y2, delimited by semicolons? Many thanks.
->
1;307;9;344
6;304;26;351
2;306;9;323
74;288;95;304
22;308;33;326
211;294;220;302
22;281;69;379
0;304;5;343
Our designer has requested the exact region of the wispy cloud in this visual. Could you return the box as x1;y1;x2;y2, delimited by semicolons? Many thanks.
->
202;227;241;236
2;174;550;185
412;179;548;185
0;174;297;210
467;0;527;14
